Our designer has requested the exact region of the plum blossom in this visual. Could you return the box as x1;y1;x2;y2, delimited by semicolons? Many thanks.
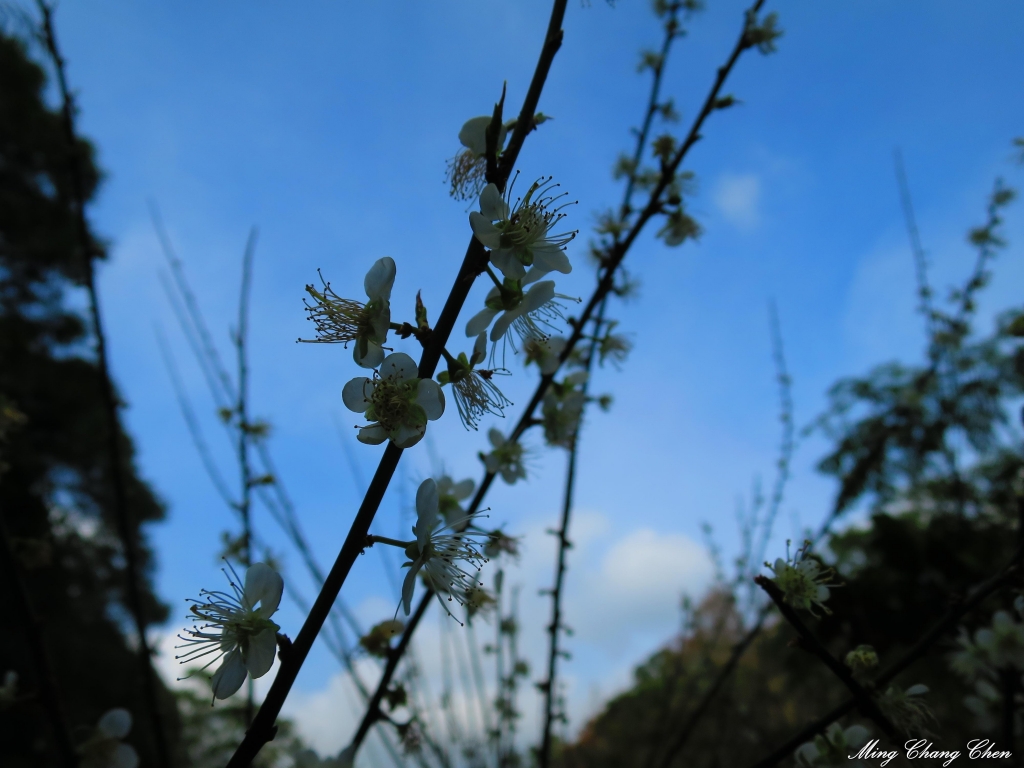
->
481;428;527;484
438;332;512;429
466;273;575;362
523;336;567;375
542;371;588;449
301;257;396;369
766;543;837;616
400;479;490;618
343;352;445;448
470;179;576;280
435;474;476;524
176;562;283;701
446;115;513;201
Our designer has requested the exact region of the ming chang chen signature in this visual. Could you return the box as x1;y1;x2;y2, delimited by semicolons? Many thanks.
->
852;739;1012;766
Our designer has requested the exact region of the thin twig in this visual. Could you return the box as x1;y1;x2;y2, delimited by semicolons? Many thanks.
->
33;5;170;765
751;302;794;573
233;228;258;724
539;4;690;761
893;149;934;335
154;326;237;509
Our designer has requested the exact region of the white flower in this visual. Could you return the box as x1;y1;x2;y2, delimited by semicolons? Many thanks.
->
657;207;701;247
482;428;527;484
438;332;512;429
459;115;509;158
176;562;283;701
470;179;576;280
767;546;837;616
79;709;139;768
301;257;396;369
542;371;588;448
400;479;489;617
465;273;574;360
879;683;935;735
523;336;567;375
435;474;476;524
446;116;512;201
343;352;445;448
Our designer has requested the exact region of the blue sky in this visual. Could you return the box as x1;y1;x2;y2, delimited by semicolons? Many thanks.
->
21;0;1024;758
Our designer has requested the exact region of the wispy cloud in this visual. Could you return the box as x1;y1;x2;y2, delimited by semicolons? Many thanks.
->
713;173;762;230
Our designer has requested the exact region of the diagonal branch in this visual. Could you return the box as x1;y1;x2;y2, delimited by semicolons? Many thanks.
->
224;4;571;764
754;576;897;740
349;0;773;759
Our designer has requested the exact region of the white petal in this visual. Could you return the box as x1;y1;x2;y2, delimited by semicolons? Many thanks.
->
490;308;519;343
415;479;439;548
466;307;499;338
524;281;555;313
342;378;373;413
380;352;419;381
245;626;278;679
471;332;488;364
357;425;388;445
565;371;588;387
479;183;509;220
244;562;283;616
521;266;547;286
363;256;396;300
531;244;572;275
416;379;445;421
490;249;526;280
458;116;491;156
97;708;132;739
452;479;475;500
905;684;929;696
354;341;385;370
488;428;505;448
369;303;391;341
392;422;425;449
111;743;140;768
211;650;248;700
469;212;502;249
816;585;830;602
402;561;423;615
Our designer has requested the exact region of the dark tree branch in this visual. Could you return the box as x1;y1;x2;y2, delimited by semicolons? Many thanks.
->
223;2;575;764
348;2;773;760
755;576;897;740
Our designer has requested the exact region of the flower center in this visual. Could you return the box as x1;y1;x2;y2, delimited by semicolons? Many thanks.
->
369;375;418;433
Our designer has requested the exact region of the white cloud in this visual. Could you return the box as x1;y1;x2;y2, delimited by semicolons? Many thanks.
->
713;173;761;229
568;526;714;650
